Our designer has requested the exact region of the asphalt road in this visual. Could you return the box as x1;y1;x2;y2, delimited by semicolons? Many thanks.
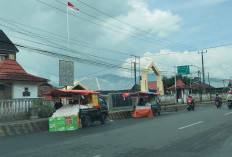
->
1;103;232;157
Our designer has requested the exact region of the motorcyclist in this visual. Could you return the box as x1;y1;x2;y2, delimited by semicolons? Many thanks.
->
187;95;194;105
187;95;194;111
226;91;232;102
215;94;222;107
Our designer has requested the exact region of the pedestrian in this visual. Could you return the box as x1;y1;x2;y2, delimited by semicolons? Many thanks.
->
55;98;63;110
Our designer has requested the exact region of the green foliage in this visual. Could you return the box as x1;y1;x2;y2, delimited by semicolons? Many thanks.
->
32;99;55;118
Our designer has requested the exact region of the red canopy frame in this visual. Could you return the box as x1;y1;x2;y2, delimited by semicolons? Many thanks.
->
43;89;100;99
123;91;160;99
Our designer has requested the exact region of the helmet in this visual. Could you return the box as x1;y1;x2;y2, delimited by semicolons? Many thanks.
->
229;91;232;94
216;94;219;96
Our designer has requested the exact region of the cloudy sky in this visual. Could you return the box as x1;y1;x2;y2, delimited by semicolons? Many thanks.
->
0;0;232;86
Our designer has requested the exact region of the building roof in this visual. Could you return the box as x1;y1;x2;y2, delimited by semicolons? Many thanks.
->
148;81;157;90
69;77;135;91
0;30;19;53
167;79;191;90
0;59;47;82
38;82;57;97
209;81;227;88
191;81;215;89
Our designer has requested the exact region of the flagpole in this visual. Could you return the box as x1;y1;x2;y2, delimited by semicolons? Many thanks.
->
66;0;70;51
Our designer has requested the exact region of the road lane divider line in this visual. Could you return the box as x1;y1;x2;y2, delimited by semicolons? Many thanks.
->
224;112;232;116
178;121;204;130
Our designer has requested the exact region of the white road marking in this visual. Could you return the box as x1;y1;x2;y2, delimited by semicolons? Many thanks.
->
178;121;204;130
224;112;232;116
93;155;102;157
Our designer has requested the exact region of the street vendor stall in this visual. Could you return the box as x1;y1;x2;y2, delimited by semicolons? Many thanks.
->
43;89;108;131
123;91;161;118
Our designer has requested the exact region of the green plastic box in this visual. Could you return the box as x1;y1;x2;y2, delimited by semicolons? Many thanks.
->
49;115;79;132
65;124;78;131
49;117;58;124
49;125;58;132
57;125;66;131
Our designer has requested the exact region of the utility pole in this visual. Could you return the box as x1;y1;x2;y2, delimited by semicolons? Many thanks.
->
198;50;207;83
132;55;140;85
134;61;137;84
138;57;141;81
208;72;211;100
199;50;207;94
198;70;202;101
222;80;227;93
190;73;192;94
174;66;177;103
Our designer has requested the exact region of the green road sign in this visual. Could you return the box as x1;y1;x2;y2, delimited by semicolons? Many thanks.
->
177;65;190;75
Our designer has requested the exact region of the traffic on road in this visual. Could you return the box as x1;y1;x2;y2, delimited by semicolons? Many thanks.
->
1;102;232;157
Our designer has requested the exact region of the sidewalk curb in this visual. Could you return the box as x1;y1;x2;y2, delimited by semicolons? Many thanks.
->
0;101;215;137
0;119;48;137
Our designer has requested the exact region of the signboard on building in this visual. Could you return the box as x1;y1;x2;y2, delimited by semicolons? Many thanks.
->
59;60;74;86
177;65;190;75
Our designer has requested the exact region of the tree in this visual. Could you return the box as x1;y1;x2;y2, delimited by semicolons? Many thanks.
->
162;75;191;94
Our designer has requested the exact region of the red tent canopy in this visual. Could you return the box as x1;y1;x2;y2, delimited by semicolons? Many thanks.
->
43;89;100;99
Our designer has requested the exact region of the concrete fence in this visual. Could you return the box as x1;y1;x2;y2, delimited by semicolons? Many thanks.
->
0;98;51;121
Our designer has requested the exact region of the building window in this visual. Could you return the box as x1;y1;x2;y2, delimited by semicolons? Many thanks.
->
9;54;15;60
23;87;30;97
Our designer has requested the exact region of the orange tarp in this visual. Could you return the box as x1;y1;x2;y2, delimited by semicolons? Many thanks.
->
132;108;154;118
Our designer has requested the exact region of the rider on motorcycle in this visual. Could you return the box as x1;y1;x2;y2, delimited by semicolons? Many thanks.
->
187;95;194;105
226;91;232;103
215;94;222;107
187;95;195;111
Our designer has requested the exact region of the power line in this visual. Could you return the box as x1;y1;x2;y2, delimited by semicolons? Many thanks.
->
0;22;129;65
0;40;134;71
0;18;181;72
37;0;193;51
0;17;134;56
75;0;195;50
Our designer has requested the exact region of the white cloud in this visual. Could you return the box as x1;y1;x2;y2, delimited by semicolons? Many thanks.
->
173;0;228;10
101;0;182;44
120;46;232;79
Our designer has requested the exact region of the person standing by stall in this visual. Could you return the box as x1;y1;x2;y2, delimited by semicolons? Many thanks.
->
55;99;63;110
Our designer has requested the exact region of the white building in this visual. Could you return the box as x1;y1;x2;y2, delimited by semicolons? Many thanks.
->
167;80;191;103
0;30;47;99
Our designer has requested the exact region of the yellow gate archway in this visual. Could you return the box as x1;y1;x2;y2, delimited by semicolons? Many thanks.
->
140;61;164;95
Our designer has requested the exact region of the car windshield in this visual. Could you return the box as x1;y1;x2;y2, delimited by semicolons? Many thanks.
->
0;0;232;157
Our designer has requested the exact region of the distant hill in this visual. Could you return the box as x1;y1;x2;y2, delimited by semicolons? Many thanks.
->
97;74;133;83
97;74;157;83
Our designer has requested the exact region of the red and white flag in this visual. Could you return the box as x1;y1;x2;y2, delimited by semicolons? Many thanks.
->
67;2;79;11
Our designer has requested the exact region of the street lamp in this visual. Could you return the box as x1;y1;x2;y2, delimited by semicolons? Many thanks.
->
189;65;201;94
189;65;202;101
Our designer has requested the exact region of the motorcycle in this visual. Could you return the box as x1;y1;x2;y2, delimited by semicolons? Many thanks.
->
215;97;222;108
187;98;195;111
228;100;232;110
151;104;161;116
